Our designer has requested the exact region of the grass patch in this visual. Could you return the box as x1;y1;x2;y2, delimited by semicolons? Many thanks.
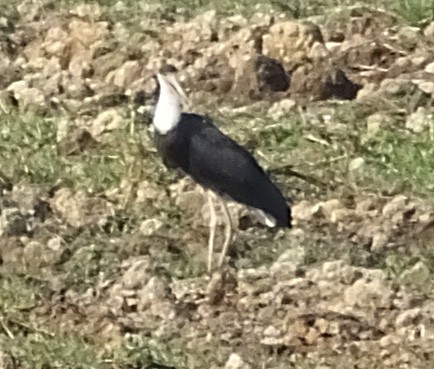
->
219;105;434;200
0;110;162;194
363;128;434;196
395;0;434;25
1;333;107;369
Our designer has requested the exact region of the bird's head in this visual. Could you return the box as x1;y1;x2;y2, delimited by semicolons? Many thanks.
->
153;73;188;134
156;73;188;107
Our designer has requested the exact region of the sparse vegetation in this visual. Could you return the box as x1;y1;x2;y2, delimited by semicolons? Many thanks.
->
1;0;434;368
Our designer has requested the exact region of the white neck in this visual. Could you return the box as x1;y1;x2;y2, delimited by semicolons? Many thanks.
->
153;83;182;134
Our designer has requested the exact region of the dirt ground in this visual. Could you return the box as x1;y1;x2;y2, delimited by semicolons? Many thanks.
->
1;1;434;368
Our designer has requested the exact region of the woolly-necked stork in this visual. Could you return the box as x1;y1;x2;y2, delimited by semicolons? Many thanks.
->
153;73;291;272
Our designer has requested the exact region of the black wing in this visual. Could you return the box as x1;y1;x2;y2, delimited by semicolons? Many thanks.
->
180;114;291;227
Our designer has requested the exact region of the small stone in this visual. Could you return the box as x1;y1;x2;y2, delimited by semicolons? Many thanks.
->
314;199;342;221
355;198;377;215
416;80;434;95
405;107;431;133
224;353;251;369
268;99;296;119
50;188;114;228
322;260;346;276
177;190;205;217
395;308;421;327
292;200;315;221
263;325;281;337
7;81;45;110
371;232;389;252
400;261;430;287
0;208;27;237
397;26;420;49
314;318;330;334
424;62;434;74
112;60;141;88
344;277;393;309
366;112;394;138
424;21;434;38
22;240;62;268
380;78;413;95
382;195;408;218
122;257;152;289
70;3;102;19
140;218;163;236
90;109;124;137
349;157;365;172
277;246;305;266
138;276;169;310
356;83;378;101
379;333;401;348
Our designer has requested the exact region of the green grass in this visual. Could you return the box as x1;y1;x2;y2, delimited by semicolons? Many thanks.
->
2;0;431;26
396;0;434;25
1;1;434;367
0;111;155;194
363;128;434;196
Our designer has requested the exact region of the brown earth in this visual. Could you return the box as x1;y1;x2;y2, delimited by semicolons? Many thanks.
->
1;2;434;369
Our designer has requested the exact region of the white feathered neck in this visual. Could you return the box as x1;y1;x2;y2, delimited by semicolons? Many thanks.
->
153;74;185;135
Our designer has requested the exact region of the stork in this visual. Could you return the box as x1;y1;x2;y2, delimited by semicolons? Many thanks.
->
153;73;291;272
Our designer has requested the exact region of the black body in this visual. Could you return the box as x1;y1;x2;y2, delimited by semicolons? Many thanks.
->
155;113;291;228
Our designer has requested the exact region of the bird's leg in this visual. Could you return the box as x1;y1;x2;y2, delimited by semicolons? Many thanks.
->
207;191;217;273
218;197;233;268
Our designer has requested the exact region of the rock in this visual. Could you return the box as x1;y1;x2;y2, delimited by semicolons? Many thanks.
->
292;200;317;221
68;52;93;78
224;353;251;369
371;231;389;252
68;19;110;49
424;62;434;74
122;257;152;289
90;109;124;137
416;80;434;96
70;3;102;19
0;351;13;369
263;21;324;68
135;181;161;202
23;238;63;268
405;107;431;133
349;157;365;172
7;81;45;111
140;218;163;236
227;39;258;99
395;308;421;328
110;60;141;88
138;276;169;310
397;26;420;50
0;208;28;237
355;198;377;215
169;10;217;44
382;195;408;218
344;277;393;309
176;190;206;218
424;20;434;39
400;261;430;287
313;199;343;221
268;98;296;119
11;185;42;213
366;112;394;138
277;246;305;266
50;188;114;228
356;83;378;101
379;78;414;96
64;77;92;99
